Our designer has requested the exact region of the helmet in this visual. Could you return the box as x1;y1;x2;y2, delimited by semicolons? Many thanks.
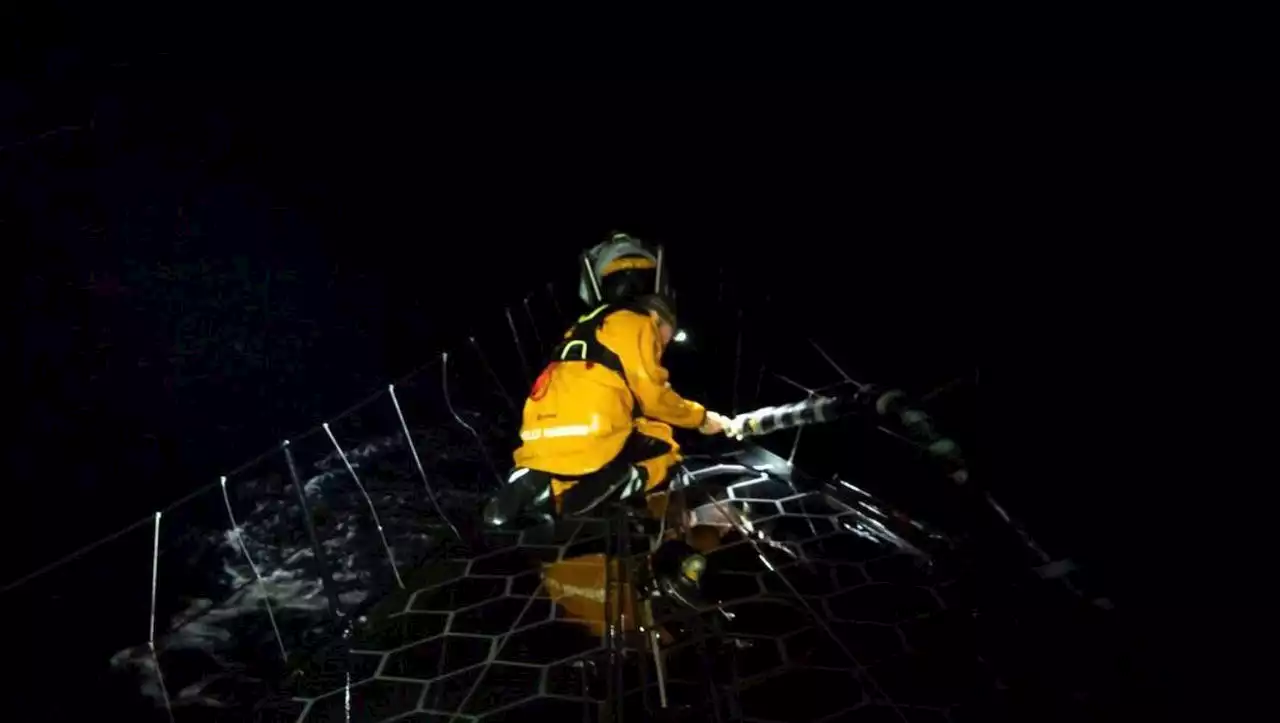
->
579;231;672;307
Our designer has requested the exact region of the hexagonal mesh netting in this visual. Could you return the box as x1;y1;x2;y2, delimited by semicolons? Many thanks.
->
271;445;1024;723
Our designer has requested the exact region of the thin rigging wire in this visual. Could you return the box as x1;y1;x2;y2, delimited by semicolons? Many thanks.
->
1;355;444;595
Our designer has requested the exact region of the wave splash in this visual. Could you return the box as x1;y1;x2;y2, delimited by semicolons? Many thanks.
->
110;426;483;710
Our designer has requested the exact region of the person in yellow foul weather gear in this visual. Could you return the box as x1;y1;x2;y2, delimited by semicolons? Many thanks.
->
484;292;730;526
483;233;730;644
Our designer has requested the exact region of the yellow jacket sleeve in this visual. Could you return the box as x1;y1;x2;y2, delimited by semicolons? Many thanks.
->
599;310;707;429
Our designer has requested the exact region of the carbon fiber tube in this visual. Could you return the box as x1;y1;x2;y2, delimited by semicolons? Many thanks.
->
731;388;968;482
732;394;857;437
873;390;967;481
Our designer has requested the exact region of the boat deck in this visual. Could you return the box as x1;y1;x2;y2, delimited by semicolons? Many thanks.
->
260;445;1089;723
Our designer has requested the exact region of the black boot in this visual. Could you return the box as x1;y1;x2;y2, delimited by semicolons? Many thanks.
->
482;470;551;529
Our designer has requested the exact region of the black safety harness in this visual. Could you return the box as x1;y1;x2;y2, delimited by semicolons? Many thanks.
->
551;303;633;378
535;303;647;415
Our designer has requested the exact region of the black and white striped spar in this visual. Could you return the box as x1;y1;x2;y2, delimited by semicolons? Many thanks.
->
729;388;968;483
731;394;848;437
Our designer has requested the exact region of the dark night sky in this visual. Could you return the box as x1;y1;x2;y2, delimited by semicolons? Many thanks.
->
8;52;988;541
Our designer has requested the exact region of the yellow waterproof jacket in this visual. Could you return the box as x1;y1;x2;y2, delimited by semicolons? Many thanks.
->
513;307;706;476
